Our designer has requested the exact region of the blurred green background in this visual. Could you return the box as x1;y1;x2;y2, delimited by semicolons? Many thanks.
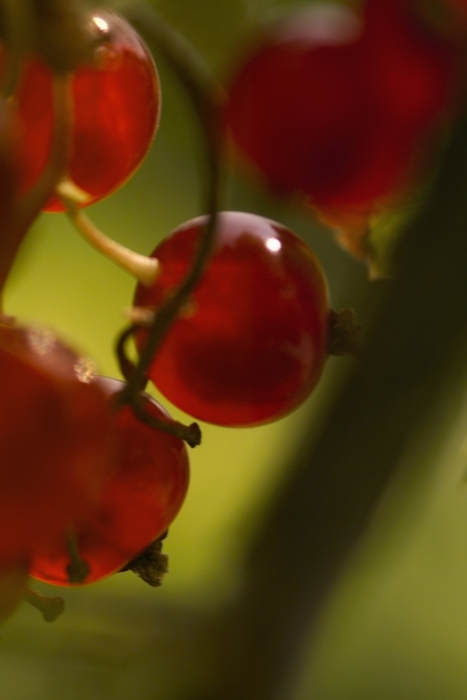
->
3;0;467;698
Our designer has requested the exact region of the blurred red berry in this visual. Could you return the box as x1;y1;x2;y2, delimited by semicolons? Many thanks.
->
223;1;461;212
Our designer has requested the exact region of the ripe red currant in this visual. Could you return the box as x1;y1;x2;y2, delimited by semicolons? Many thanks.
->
0;324;114;561
133;211;330;427
29;377;190;586
223;1;460;213
10;10;160;210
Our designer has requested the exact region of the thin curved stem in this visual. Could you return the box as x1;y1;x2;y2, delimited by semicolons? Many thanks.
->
114;326;202;446
116;0;224;123
60;197;160;287
114;3;225;406
131;397;202;447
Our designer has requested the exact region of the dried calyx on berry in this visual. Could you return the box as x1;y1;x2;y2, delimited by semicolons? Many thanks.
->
120;534;169;588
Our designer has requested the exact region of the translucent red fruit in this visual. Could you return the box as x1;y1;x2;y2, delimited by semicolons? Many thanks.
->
0;325;113;560
30;377;190;586
11;10;160;211
362;0;460;132
223;1;460;212
133;211;330;427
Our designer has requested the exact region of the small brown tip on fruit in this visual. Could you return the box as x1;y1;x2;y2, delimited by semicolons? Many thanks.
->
121;538;169;588
23;588;65;622
65;531;90;584
328;308;362;358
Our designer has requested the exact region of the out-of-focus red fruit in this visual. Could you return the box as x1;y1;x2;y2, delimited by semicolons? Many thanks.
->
10;10;160;211
0;324;113;560
223;1;461;212
134;211;330;427
30;377;190;586
362;0;460;133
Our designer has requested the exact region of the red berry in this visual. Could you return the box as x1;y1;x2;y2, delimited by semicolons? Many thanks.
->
133;212;330;427
10;10;160;210
362;0;460;133
223;1;460;212
0;324;113;560
30;377;190;586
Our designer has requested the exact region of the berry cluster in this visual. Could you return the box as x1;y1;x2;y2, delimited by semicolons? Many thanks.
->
0;5;340;622
0;8;186;620
0;0;464;623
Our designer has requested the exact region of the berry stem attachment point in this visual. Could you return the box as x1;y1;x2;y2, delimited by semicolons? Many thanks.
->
65;530;89;584
115;323;138;384
328;308;362;358
59;195;160;287
132;398;202;447
118;1;225;124
120;536;169;587
23;588;65;622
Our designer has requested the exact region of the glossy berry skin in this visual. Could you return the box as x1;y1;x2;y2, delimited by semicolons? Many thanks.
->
0;324;113;561
30;377;190;586
223;1;460;212
12;10;160;211
134;212;330;427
